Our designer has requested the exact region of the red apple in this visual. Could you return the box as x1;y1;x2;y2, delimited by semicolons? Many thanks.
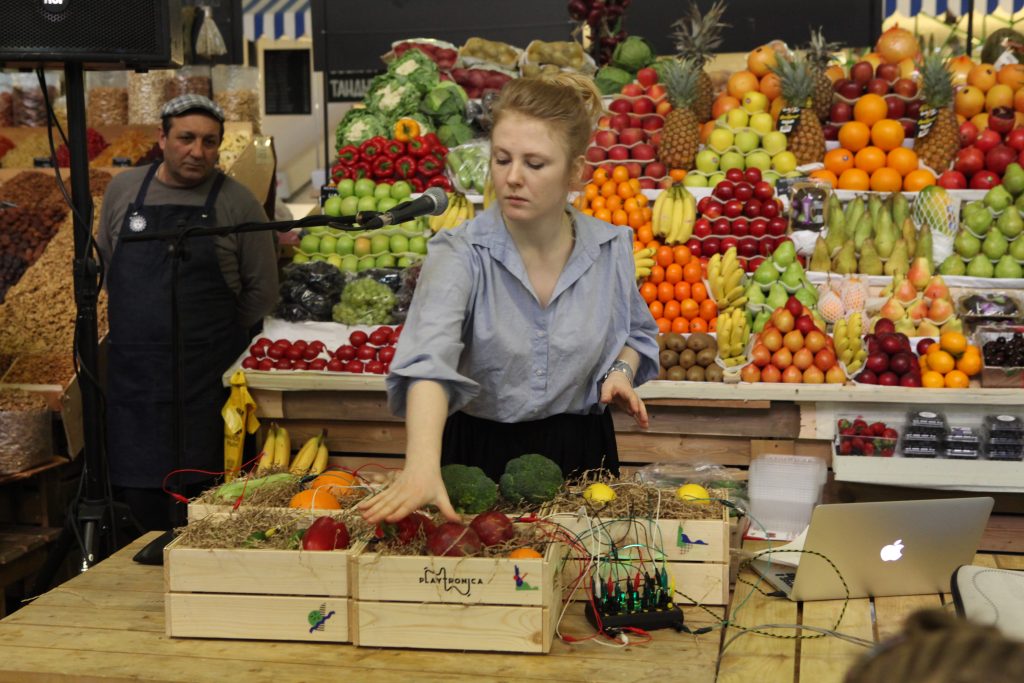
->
970;170;1001;189
988;106;1016;135
761;199;780;219
714;181;735;199
749;218;769;238
721;236;739;252
703;237;721;255
986;144;1016;176
885;95;906;119
1007;128;1024;152
892;78;918;98
876;62;900;82
725;168;745;182
697;196;714;213
619;128;645;145
628;114;643;128
866;77;891;96
738;237;758;257
712;217;732;236
645;161;666;178
585;147;606;163
642;115;662;131
905;100;922;120
823;123;839;141
830;101;852;123
743;198;763;218
637;67;658;87
632;143;656;161
955;146;985;175
753;181;774;201
850;61;874;85
959;120;979;147
734;182;754;201
937;170;967;189
703;201;723;219
976;128;1002;153
609;98;631;114
768;217;788;236
609;113;630;131
692;218;712;238
744;168;763;184
594;129;617;147
621;83;644;97
731;216;749;236
900;119;917;138
685;239;702;257
632;97;654;115
608;145;629;161
723;199;743;218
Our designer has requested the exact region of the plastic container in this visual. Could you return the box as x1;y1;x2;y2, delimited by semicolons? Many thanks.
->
11;71;61;127
212;65;261;132
0;73;13;127
164;65;212;100
901;440;942;458
906;410;947;434
86;70;128;127
944;426;982;459
128;69;173;124
748;454;827;539
984;414;1024;439
986;443;1024;461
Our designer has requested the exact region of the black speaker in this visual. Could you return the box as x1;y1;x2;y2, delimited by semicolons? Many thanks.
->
0;0;183;67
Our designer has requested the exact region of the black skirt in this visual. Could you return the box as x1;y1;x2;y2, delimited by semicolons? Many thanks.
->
440;410;619;482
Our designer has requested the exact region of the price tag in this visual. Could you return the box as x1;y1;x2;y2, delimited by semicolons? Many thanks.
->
917;106;938;139
112;157;132;167
777;106;802;135
33;157;53;168
320;184;339;206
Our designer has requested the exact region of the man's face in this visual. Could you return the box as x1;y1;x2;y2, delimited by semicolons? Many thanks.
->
158;113;222;187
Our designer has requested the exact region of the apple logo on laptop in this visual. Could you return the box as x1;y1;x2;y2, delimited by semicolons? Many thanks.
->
880;539;904;562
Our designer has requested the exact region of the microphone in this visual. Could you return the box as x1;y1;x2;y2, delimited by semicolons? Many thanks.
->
358;187;449;229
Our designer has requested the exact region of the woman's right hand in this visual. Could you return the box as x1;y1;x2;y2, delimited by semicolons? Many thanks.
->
357;464;460;524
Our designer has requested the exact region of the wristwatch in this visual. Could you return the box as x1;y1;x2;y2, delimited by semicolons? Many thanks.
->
601;359;635;386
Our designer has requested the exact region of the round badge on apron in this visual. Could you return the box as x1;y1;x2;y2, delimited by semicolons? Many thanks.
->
127;212;147;233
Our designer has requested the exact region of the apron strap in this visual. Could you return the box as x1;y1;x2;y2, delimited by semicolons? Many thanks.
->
201;172;228;219
133;161;161;207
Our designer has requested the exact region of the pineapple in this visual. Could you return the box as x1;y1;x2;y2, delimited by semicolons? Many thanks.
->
657;59;702;171
771;54;826;166
806;28;841;121
672;0;729;123
915;52;960;173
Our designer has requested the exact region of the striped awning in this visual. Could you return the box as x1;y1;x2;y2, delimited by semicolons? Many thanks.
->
243;0;311;41
885;0;1024;16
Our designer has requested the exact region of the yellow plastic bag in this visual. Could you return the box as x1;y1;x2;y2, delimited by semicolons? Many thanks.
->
221;370;260;481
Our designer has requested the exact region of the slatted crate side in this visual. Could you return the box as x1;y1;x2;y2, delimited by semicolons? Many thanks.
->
353;541;559;606
165;593;350;643
559;558;730;606
163;536;358;597
548;510;730;563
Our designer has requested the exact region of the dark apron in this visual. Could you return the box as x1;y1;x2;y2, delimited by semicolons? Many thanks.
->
106;163;248;489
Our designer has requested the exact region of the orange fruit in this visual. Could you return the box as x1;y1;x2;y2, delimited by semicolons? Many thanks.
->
837;168;870;190
887;147;919;176
712;95;741;119
310;470;360;497
648;300;663;319
508;547;543;559
611;166;630;184
699;299;717;321
902;169;936;192
623;197;639;213
727;70;760;99
635;193;649;207
671;317;690;334
663;300;680;321
665;263;683;284
691;281;708;302
809;169;838;188
825;65;846;83
656;317;671;333
955;86;985;118
656;245;674;268
682;260;703;284
759;73;782;101
824;148;855;176
939;332;968;355
592;167;608;185
584;184;599;201
870;119;906;151
590;196;606;211
601;179;617;197
289;488;342;510
628;209;645;229
929;350;955;375
611;209;628;226
854;94;888;126
636;225;654;243
956;353;982;377
689;317;708;333
747;45;779;77
838;121;871;152
648;264;664;283
700;120;716;144
617;182;635;200
922;370;945;388
997;63;1024;90
673;245;692;265
869;167;902;193
639;282;657;303
594;208;612;223
680;298;699;320
967;63;997;92
605;195;622;212
986;83;1014;111
944;370;970;388
674;280;691;301
657;281;675;303
854;146;887;173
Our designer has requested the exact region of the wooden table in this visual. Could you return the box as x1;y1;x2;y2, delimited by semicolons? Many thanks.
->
1;533;1018;682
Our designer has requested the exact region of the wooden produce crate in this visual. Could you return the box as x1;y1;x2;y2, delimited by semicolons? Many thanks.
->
553;503;732;606
351;540;564;653
163;535;359;643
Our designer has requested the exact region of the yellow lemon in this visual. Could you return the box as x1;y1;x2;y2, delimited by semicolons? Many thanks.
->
583;483;617;503
676;483;710;504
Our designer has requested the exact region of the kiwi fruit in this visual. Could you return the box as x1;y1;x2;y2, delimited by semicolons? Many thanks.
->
686;365;705;382
657;334;668;352
687;333;713;352
666;333;687;353
657;365;667;380
679;349;697;369
666;366;686;381
660;349;680;368
695;348;717;368
704;364;724;383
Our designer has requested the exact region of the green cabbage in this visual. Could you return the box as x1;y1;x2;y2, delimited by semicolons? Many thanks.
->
336;109;388;148
594;65;633;95
387;49;440;93
438;115;474;148
420;81;468;119
611;36;655;73
332;278;395;325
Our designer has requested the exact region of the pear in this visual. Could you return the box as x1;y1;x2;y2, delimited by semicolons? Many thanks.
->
915;223;933;267
828;192;843;221
794;287;817;309
894;316;917;337
832;240;858;275
858;239;884;275
939;254;967;276
1015;193;1024;215
746;283;766;305
927;297;954;323
940;317;964;334
884;239;909;278
773;240;797;268
923;275;950;302
780;262;805;289
996;208;1024;239
1002;162;1024;196
853;213;873;251
874;211;896;258
752;309;772;333
894;277;919;305
901;218;917;257
954;229;982;259
907;298;930;322
824;222;846;256
916;320;941;337
966;254;995;278
868;194;883;226
766;283;789;310
963;200;986;218
964;204;994;234
810;237;832;272
907;256;933;290
753;258;780;286
983;184;1013;212
995;255;1024;279
845;196;865;227
891;191;909;227
1011;235;1024;260
982;229;1009;260
879;298;906;321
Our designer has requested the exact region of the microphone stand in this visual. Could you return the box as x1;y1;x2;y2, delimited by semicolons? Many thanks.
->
117;211;372;561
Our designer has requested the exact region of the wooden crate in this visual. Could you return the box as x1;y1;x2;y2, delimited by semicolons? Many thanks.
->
163;536;358;643
351;541;564;653
561;551;730;606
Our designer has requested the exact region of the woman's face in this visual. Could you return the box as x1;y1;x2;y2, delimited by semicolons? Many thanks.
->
491;112;581;224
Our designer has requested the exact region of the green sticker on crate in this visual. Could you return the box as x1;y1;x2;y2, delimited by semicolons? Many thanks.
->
677;523;710;552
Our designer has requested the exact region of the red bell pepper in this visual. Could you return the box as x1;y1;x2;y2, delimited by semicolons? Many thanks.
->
417;156;442;177
423;132;441;149
430;146;447;163
427;175;452;191
407;136;430;158
384;139;405;157
410;177;425;193
372;156;395;178
351;161;373;180
394;155;417;180
336;145;359;163
359;136;386;161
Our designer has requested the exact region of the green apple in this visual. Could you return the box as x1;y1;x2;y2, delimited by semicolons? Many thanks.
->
308;226;328;236
370;234;391;254
734;130;760;153
375;253;397;268
318;235;337;255
310;253;327;262
707;128;734;153
356;196;377;213
771;151;798;174
749;112;773;136
763;171;780;186
683;173;709;188
389;234;410;253
357;256;376;272
726;108;749;130
719;151;745;171
742;90;768;114
353;236;372;257
340;196;359;216
373;183;392;201
408;236;428;255
299;234;320;253
323;195;343;217
376;197;399;213
397;256;413;268
354;178;376;198
292;252;310;264
708;172;726;187
326;253;343;268
695;149;720;174
340;254;359;272
745;151;772;171
336;178;355;198
391;180;413;200
335;235;354;255
761;131;788;156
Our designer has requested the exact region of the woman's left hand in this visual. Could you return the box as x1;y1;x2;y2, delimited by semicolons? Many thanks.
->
599;372;648;428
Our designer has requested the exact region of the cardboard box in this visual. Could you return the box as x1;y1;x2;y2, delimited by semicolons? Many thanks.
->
975;325;1024;389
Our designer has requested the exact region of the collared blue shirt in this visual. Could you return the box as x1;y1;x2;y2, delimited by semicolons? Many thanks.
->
386;204;659;422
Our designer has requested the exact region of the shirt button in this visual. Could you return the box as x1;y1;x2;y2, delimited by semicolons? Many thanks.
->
535;369;544;376
537;330;546;337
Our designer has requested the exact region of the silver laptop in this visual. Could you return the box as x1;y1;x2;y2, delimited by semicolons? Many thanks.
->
750;497;994;601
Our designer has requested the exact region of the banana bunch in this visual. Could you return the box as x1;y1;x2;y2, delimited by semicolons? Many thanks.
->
428;192;475;232
482;177;496;210
651;185;696;245
290;430;328;476
255;423;291;474
716;307;750;367
634;246;656;280
834;313;867;374
707;247;747;311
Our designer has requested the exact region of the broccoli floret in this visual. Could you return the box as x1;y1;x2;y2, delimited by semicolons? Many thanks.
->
441;464;498;514
499;453;564;505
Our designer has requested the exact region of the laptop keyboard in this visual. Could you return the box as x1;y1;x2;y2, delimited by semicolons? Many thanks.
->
778;572;796;588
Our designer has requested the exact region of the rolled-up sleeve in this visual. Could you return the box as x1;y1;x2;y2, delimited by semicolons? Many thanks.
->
385;231;481;417
619;235;660;385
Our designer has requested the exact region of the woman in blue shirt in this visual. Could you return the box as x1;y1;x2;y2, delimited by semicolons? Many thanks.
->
360;73;659;524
